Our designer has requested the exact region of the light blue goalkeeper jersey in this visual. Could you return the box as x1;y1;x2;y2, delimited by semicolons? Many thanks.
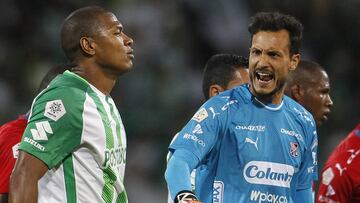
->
169;84;318;203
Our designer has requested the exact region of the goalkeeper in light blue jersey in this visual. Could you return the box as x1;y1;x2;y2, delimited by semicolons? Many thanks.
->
166;53;249;203
165;12;318;203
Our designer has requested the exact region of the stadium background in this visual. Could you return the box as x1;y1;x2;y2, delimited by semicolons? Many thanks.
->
0;0;359;202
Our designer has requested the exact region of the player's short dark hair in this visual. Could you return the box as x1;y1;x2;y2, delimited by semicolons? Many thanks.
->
286;60;325;88
61;6;109;62
37;64;72;93
202;54;248;100
248;12;303;55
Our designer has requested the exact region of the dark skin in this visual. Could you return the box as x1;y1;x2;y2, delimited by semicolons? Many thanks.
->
287;69;333;127
9;152;47;203
9;11;133;203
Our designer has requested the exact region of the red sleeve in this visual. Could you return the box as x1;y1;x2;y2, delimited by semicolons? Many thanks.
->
317;165;353;203
0;118;27;193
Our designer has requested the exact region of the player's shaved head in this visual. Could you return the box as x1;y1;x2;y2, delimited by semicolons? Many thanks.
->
286;60;333;127
61;6;110;62
286;60;324;88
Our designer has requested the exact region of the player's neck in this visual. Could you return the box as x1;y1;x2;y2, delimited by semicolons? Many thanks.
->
250;88;284;105
71;64;116;96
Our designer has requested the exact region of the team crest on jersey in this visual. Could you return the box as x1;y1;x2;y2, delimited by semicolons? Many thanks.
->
44;100;66;121
192;108;208;122
290;142;299;157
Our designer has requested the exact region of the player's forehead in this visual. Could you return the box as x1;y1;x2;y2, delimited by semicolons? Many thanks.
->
251;30;291;55
313;70;330;85
97;12;123;30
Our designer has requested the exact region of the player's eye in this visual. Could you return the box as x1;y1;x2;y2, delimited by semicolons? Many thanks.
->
268;51;280;58
250;48;262;56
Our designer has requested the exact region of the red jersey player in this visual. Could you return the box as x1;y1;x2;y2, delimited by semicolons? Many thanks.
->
317;124;360;203
0;115;27;202
0;64;68;203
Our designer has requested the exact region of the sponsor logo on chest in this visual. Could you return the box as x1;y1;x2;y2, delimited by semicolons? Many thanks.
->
102;146;127;168
243;161;294;188
235;125;266;132
250;189;288;203
280;128;303;143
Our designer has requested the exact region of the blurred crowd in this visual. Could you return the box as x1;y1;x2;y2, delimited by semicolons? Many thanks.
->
0;0;359;202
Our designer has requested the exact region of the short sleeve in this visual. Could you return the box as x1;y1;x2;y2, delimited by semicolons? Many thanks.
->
19;87;86;169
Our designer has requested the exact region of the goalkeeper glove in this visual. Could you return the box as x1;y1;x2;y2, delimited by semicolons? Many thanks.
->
174;190;202;203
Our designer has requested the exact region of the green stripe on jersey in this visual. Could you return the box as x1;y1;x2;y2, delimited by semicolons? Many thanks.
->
88;90;118;203
106;97;122;146
116;191;127;203
64;156;77;203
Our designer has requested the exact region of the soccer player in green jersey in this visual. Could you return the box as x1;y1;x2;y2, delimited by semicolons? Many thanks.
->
9;6;134;203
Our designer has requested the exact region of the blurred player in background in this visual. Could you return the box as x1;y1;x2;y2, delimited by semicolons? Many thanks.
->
167;53;249;203
285;60;333;200
0;64;69;203
317;123;360;203
9;6;134;203
201;54;249;100
285;60;333;127
165;12;318;203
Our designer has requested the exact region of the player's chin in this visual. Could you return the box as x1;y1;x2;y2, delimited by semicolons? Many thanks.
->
253;85;276;97
113;63;133;76
120;65;133;74
123;60;134;70
321;114;329;123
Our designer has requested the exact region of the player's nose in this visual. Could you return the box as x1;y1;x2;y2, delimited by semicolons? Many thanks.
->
325;94;333;107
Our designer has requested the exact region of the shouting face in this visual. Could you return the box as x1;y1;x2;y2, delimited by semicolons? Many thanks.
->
249;29;299;103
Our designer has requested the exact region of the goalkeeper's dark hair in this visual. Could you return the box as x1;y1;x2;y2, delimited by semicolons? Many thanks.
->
248;12;303;56
202;54;248;100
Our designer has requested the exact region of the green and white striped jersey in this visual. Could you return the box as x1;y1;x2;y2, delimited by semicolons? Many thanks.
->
20;71;128;203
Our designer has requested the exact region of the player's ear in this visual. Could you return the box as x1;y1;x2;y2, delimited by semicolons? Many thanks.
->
290;53;300;71
209;85;225;98
290;84;305;102
79;37;96;56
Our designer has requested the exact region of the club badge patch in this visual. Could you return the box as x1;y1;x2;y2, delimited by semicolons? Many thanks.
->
191;108;208;122
290;142;299;157
44;100;66;121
